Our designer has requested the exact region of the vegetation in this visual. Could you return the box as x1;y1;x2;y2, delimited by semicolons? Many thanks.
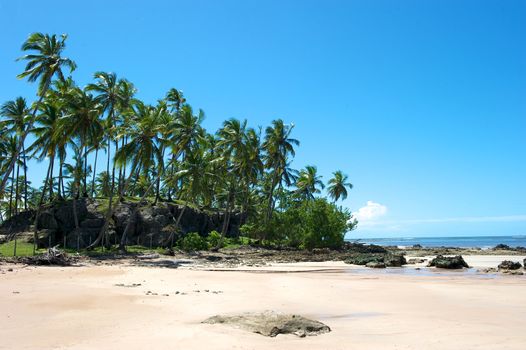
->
0;33;357;254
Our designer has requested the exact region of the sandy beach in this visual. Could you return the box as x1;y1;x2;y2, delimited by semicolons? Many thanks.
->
1;255;525;350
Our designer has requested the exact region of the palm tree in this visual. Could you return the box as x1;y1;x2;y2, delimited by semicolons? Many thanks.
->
27;101;66;252
0;33;76;195
165;88;185;113
86;72;122;195
95;171;111;197
165;146;216;248
295;165;324;200
28;100;63;201
262;119;299;220
327;170;353;202
1;97;30;210
90;102;163;251
60;87;102;249
238;127;263;224
215;119;250;245
88;130;105;197
115;79;137;192
168;104;205;200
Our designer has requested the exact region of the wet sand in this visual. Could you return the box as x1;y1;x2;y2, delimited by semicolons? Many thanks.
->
1;259;525;350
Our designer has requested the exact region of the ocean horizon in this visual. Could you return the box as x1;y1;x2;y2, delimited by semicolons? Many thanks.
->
347;235;526;248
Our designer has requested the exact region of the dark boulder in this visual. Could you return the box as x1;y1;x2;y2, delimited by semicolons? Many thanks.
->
54;200;88;231
38;210;58;230
80;218;104;228
498;260;522;270
494;244;511;250
384;254;406;267
428;255;469;269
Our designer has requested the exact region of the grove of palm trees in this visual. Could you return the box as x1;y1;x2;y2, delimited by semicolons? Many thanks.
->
0;33;356;255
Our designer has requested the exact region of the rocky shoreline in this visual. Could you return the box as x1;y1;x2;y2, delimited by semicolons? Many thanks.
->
3;242;525;276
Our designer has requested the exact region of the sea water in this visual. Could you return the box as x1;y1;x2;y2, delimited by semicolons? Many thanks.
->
347;235;526;248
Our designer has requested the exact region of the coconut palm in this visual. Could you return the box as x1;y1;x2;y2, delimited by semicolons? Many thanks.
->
86;72;122;193
0;33;76;195
327;170;353;202
109;103;163;251
95;171;111;197
295;165;324;200
165;88;186;113
114;79;138;191
262;119;299;220
27;101;63;201
60;87;102;249
165;145;217;247
1;97;30;209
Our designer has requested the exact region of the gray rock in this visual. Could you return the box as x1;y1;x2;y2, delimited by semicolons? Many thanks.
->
498;260;522;270
38;210;58;229
203;311;331;337
80;218;104;228
428;255;469;269
384;254;406;267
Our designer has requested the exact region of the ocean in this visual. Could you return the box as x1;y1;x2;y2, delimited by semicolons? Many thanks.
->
348;235;526;248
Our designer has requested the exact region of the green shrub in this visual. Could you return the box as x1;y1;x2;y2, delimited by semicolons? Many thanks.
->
207;230;223;248
256;198;354;249
300;199;351;249
178;232;209;251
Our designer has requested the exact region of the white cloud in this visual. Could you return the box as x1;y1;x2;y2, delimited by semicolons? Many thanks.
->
352;214;526;233
353;201;388;222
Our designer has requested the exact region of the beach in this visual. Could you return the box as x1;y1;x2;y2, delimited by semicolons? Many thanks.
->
1;255;525;350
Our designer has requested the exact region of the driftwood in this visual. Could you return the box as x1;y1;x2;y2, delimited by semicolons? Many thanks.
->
21;247;76;266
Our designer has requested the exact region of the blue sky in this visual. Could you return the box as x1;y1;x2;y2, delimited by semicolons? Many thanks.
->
1;0;525;238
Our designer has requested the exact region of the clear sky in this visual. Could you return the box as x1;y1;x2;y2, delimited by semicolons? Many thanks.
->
1;0;525;238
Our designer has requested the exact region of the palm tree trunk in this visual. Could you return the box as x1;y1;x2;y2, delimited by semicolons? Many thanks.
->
32;157;53;253
8;167;14;219
49;154;54;200
91;148;98;197
118;137;124;193
14;161;20;215
72;139;84;251
0;89;48;195
217;186;235;249
22;145;28;210
106;136;111;191
265;173;279;223
166;205;186;248
240;183;251;227
120;136;127;194
83;145;88;197
59;159;65;199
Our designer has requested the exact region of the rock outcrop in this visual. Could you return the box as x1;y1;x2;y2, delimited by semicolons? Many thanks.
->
428;255;469;269
498;260;522;271
203;311;331;337
1;199;243;249
345;253;406;268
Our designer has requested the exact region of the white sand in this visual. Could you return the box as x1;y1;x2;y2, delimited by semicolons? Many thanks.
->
1;259;525;350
